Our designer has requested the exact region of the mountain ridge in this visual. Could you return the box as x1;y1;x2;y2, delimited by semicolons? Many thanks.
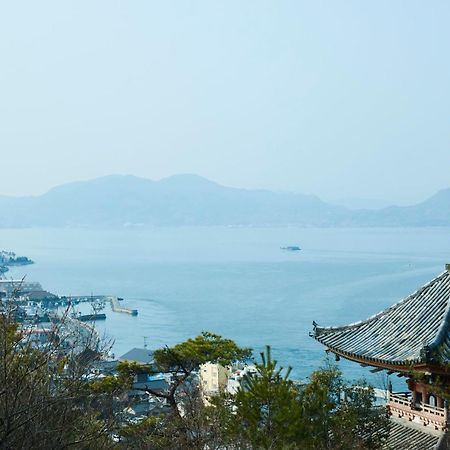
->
0;175;448;228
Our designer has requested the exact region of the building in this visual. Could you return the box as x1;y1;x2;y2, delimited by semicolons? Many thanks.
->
311;265;450;449
200;362;230;400
226;364;258;395
119;347;154;365
21;327;54;347
0;280;43;296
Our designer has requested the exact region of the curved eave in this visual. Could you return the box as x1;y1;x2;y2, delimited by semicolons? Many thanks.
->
311;327;424;367
315;340;450;375
310;270;450;369
317;340;421;371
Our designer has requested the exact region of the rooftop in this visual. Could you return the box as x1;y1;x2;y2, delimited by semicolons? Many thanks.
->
119;347;154;365
384;418;441;450
311;269;450;369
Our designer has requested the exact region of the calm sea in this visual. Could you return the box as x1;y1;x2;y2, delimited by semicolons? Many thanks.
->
3;226;450;387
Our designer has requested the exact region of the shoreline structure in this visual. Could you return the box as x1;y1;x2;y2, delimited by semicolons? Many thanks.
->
108;296;138;315
66;295;139;316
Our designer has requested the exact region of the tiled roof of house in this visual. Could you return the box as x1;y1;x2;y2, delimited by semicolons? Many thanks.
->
311;270;450;366
384;419;441;450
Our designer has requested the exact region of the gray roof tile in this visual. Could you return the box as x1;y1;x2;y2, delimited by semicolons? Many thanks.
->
119;348;154;364
385;420;440;449
312;271;450;365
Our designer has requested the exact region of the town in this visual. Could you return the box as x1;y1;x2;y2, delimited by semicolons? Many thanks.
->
3;251;450;448
0;254;260;427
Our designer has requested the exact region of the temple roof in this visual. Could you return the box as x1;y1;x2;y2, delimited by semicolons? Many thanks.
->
311;269;450;367
384;418;441;450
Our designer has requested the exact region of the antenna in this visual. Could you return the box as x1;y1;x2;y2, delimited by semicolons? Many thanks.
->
143;336;148;349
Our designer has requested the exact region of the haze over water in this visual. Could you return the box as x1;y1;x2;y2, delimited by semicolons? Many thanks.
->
3;226;450;387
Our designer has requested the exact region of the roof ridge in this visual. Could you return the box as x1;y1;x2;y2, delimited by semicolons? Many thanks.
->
313;270;448;335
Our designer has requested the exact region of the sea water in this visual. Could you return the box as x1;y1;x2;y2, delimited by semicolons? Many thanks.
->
2;226;450;388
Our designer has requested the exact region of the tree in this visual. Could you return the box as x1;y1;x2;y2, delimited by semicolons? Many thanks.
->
129;331;251;416
0;295;130;449
120;384;228;450
208;348;390;450
118;332;252;449
1;284;389;450
300;365;390;449
225;346;303;448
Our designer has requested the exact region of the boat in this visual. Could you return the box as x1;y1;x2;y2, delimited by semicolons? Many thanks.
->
280;246;301;251
77;313;106;322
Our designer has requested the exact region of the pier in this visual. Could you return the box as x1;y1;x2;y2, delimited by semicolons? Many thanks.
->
108;296;138;316
65;295;138;316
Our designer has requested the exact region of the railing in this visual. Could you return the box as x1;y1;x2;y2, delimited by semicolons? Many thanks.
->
387;391;447;431
388;392;411;408
418;403;446;419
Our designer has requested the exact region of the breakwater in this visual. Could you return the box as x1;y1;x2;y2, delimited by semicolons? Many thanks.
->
108;296;138;316
67;295;138;316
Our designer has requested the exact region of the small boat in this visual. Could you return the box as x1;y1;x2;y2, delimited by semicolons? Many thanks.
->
78;313;106;322
280;246;301;251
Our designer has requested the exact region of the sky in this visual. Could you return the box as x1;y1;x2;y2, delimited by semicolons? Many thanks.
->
0;1;449;205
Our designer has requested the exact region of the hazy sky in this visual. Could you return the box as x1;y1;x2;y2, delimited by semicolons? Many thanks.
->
0;1;449;204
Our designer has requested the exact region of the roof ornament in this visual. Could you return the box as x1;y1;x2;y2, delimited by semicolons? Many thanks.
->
310;321;318;337
420;345;434;363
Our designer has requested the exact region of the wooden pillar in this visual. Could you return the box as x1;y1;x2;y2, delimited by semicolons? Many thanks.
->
437;396;444;408
423;386;428;405
411;390;417;409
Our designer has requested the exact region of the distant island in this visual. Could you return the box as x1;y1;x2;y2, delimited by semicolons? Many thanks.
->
0;251;34;274
0;174;449;228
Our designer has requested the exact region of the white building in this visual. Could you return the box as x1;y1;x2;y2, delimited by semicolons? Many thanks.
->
199;362;230;400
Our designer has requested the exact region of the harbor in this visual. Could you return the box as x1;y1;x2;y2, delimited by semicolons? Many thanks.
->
0;274;139;356
68;295;138;317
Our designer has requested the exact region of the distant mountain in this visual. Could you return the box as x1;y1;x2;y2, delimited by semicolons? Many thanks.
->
330;197;393;210
349;188;450;227
0;175;448;228
0;175;346;227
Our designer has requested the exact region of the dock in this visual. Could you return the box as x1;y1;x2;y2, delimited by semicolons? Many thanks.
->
78;313;106;322
65;295;138;316
108;296;138;316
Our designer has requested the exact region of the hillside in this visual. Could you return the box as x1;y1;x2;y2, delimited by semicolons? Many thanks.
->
0;175;346;227
348;188;450;227
0;175;448;227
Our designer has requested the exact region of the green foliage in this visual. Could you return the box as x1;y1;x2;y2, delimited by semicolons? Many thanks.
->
120;416;168;448
1;309;390;450
118;331;252;429
153;331;252;373
300;363;390;449
229;346;302;448
299;363;343;447
337;382;390;449
117;360;154;376
0;310;127;449
89;374;131;394
208;350;389;450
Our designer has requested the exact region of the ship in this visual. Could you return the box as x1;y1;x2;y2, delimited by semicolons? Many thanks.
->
280;246;301;251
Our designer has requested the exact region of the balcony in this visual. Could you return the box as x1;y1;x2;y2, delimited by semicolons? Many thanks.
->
388;392;448;431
